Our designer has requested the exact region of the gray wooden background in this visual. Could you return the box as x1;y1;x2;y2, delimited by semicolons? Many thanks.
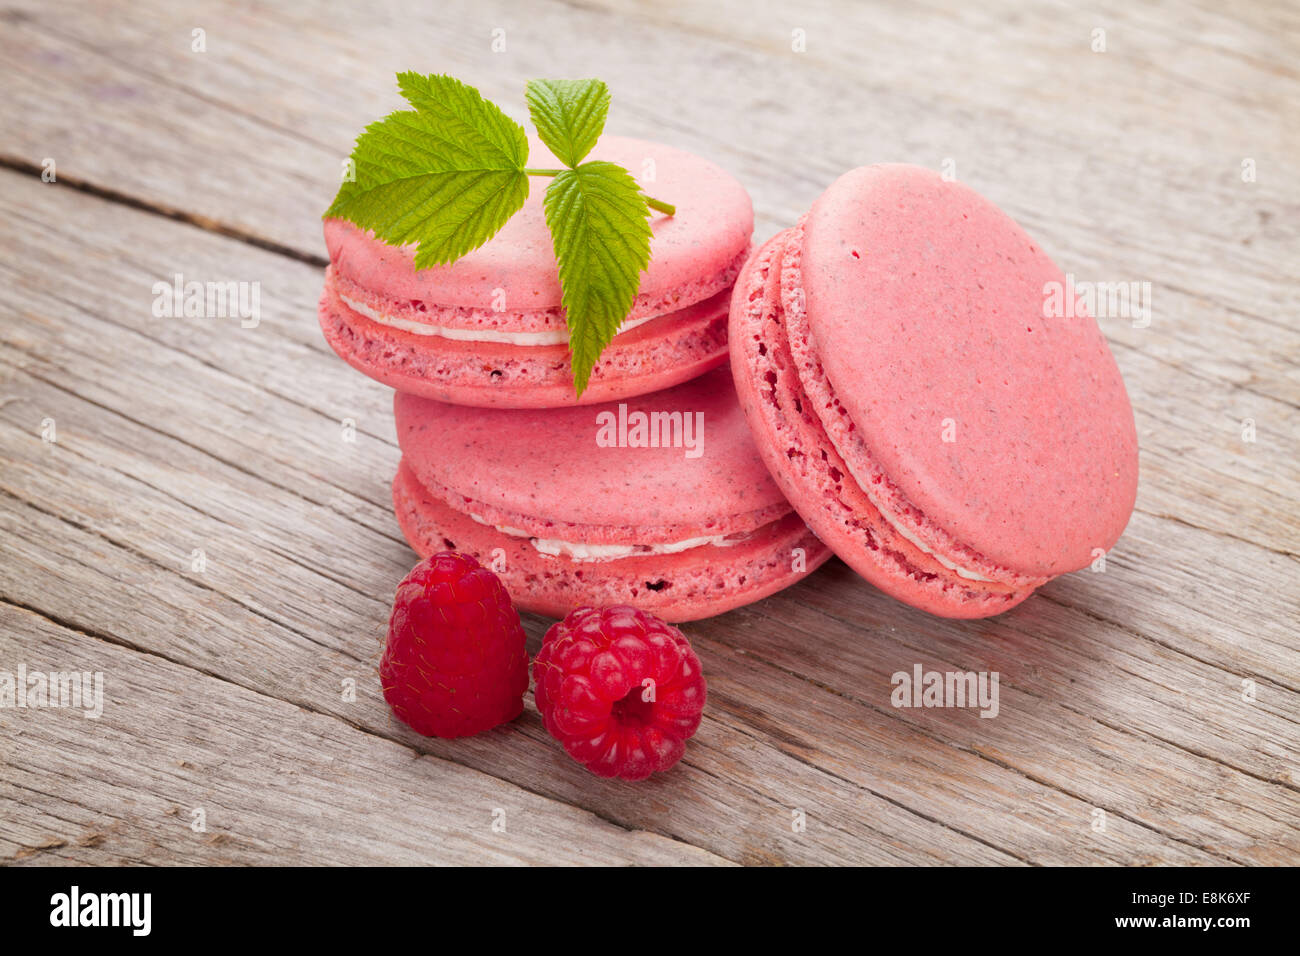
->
0;0;1296;865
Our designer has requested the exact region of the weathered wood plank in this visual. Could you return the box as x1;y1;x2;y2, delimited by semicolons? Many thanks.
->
0;480;1039;865
728;588;1299;864
0;603;730;865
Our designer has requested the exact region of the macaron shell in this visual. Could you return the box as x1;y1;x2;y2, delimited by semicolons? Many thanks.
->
393;461;831;623
407;459;791;549
730;231;1035;618
324;135;753;325
781;221;1042;589
800;165;1138;577
319;279;729;408
393;366;788;532
325;242;744;334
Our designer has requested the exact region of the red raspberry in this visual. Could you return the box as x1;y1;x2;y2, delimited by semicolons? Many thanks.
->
533;605;707;781
381;552;529;738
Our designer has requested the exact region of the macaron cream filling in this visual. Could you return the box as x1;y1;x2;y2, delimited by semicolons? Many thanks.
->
339;292;662;346
466;511;749;562
326;246;748;347
405;452;794;559
850;482;993;582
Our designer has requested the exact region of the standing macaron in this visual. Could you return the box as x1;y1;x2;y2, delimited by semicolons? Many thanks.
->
320;135;751;407
730;164;1139;618
391;367;830;621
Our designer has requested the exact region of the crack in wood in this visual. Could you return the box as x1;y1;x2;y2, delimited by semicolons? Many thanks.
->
0;156;328;269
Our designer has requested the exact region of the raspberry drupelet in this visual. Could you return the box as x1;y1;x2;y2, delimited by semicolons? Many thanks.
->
533;605;707;780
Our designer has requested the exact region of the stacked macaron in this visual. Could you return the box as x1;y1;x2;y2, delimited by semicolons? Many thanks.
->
727;164;1139;617
320;136;752;407
393;368;830;621
320;137;830;620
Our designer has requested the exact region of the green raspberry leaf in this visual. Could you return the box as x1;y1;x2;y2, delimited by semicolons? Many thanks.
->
542;161;653;396
524;79;611;169
326;72;529;268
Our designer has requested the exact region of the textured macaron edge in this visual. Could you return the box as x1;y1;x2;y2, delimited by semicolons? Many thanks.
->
729;231;1039;618
326;234;749;335
393;462;831;623
781;219;1046;592
319;282;731;407
402;459;795;548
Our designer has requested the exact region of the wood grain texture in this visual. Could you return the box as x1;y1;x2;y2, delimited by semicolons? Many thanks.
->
0;0;1297;866
0;604;728;865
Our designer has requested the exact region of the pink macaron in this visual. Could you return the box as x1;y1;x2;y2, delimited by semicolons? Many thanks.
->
730;164;1138;618
391;367;830;621
320;136;752;407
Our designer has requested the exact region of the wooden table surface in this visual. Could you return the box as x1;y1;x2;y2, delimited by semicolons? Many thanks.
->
1;0;1296;866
